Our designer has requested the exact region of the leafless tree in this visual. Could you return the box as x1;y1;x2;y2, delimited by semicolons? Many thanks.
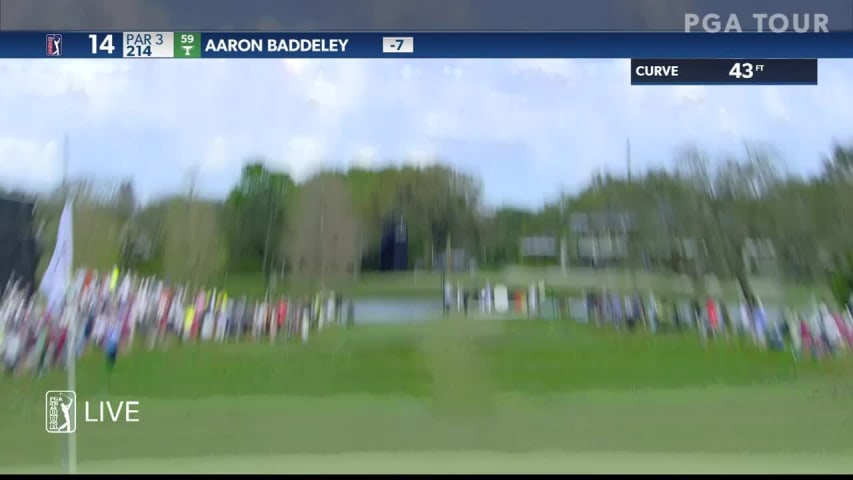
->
286;174;361;289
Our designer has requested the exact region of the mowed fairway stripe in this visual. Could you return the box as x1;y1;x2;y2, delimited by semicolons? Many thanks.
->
5;452;853;474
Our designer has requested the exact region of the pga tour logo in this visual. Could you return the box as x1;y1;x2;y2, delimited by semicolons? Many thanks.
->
46;390;141;433
46;391;76;434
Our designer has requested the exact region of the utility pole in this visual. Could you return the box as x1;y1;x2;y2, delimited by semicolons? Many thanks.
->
319;178;326;290
626;138;632;183
262;179;281;293
185;167;199;287
626;138;639;308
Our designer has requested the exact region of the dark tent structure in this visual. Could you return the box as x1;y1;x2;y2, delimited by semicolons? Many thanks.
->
0;195;39;296
379;214;408;271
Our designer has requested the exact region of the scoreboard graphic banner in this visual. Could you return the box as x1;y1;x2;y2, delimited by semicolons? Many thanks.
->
0;31;839;85
0;32;849;60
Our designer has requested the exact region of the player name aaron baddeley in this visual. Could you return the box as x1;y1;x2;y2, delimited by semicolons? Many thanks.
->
205;38;350;53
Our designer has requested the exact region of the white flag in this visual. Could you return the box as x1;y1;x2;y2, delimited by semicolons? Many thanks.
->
40;201;73;314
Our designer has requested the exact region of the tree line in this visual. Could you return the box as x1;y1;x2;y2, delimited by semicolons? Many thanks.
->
11;141;853;304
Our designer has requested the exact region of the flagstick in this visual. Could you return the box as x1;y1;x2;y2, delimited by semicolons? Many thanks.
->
66;300;77;474
63;134;77;474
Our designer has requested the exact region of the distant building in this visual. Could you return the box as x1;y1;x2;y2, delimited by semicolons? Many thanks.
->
520;236;558;259
433;248;473;272
742;237;778;276
569;212;634;266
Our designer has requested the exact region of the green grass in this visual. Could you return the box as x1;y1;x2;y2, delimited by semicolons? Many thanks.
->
8;452;853;474
1;319;852;473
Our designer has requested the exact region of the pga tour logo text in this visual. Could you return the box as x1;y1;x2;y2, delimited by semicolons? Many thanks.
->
45;34;62;56
45;391;76;433
46;391;141;434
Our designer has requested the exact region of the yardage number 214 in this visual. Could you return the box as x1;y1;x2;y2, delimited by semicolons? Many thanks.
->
126;34;164;57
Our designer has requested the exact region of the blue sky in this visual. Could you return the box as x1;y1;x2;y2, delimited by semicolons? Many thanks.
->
2;59;853;208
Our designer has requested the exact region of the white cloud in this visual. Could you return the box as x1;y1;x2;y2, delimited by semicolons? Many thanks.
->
672;85;707;107
0;61;127;98
715;107;741;137
0;137;61;191
282;59;309;76
0;61;133;124
405;146;441;166
760;87;790;121
423;111;461;138
351;145;377;167
509;59;580;84
442;65;464;79
279;136;328;180
2;58;852;207
283;60;368;114
400;64;422;80
202;137;230;172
